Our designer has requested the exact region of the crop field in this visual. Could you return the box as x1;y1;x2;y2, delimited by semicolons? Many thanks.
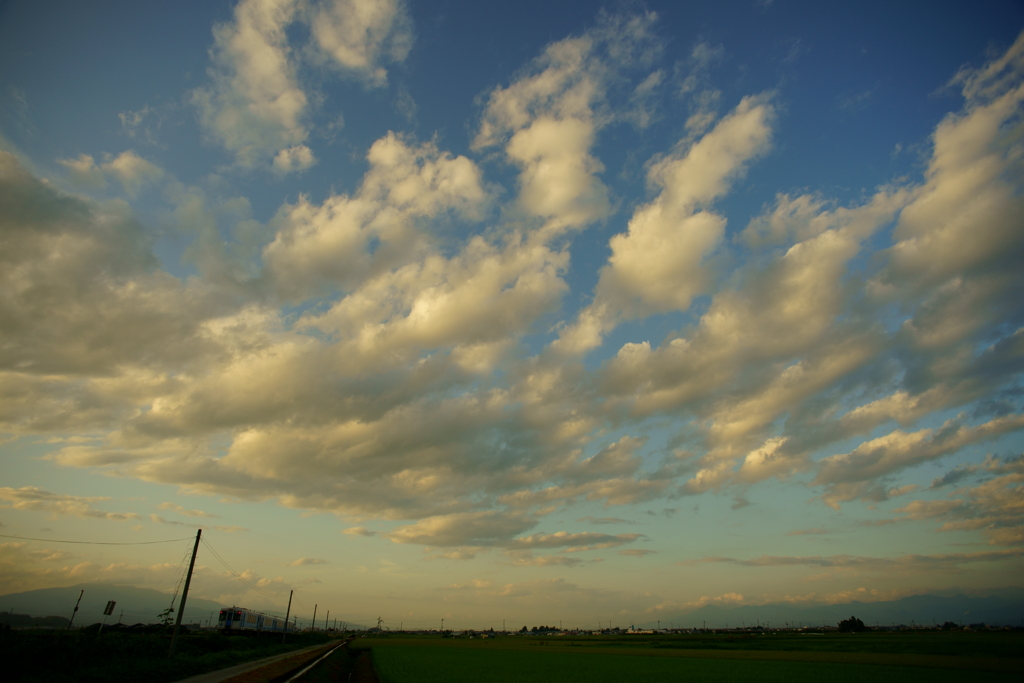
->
356;632;1024;683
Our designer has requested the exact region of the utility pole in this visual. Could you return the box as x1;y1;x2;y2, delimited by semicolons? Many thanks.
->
325;610;329;631
312;604;317;632
66;589;84;631
282;590;293;644
169;528;202;658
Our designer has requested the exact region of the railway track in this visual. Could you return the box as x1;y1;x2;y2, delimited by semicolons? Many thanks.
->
285;637;378;683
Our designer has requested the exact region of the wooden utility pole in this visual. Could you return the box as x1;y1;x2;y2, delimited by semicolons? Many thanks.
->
325;610;329;631
169;528;202;658
66;589;84;631
282;590;293;644
312;604;317;632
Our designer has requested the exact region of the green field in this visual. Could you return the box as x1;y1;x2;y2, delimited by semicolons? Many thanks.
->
354;632;1024;683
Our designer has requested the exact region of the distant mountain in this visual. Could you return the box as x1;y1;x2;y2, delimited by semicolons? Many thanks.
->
0;583;366;630
0;584;226;627
671;593;1024;629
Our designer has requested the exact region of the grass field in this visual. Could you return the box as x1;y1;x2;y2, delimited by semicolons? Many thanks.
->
355;632;1024;683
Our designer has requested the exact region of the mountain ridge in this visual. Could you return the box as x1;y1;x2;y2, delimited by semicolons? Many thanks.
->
0;583;226;626
670;592;1024;629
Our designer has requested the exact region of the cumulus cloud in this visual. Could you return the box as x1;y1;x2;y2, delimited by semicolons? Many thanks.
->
383;512;644;555
192;0;309;169
386;512;536;548
159;502;219;518
289;557;327;566
813;413;1024;508
307;0;412;86
272;144;315;174
342;526;375;536
556;93;775;355
895;455;1024;546
475;13;659;239
59;151;164;195
3;17;1024;591
0;487;141;521
192;0;412;170
505;531;644;552
262;132;488;301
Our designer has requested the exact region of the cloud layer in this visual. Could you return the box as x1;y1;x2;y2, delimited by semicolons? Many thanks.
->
2;13;1023;576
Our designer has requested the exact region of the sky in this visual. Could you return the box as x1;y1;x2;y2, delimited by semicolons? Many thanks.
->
1;0;1023;631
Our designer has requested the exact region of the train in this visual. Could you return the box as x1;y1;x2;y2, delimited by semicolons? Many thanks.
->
218;606;290;633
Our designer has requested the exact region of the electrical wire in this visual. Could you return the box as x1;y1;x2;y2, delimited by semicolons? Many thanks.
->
0;533;194;545
167;541;194;611
200;537;283;597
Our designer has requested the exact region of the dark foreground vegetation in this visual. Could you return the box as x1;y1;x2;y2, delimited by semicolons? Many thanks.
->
1;626;334;683
6;626;1022;683
352;630;1024;683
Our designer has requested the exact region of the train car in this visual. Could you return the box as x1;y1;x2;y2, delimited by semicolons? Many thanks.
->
218;606;289;633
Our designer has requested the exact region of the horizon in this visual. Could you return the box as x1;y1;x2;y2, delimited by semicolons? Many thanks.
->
3;581;1022;631
1;0;1023;631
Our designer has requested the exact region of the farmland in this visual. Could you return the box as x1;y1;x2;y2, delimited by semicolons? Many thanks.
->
351;631;1024;683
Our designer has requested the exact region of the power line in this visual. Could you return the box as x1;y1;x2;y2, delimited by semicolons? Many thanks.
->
167;542;194;612
0;533;194;545
201;538;283;597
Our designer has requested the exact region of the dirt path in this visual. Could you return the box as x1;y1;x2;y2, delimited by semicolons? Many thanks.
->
170;643;332;683
350;649;378;683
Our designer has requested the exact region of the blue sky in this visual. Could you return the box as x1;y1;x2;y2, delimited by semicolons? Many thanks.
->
1;0;1023;630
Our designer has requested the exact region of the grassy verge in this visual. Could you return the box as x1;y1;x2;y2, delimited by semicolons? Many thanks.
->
221;642;340;683
1;628;335;683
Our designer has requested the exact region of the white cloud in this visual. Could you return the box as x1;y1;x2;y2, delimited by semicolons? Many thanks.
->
895;455;1024;546
555;93;775;354
474;13;659;240
387;511;537;548
58;154;105;189
0;486;141;521
263;133;488;301
307;0;412;87
192;0;309;170
158;502;219;518
505;531;643;552
272;144;316;173
59;151;164;196
4;20;1024;588
814;413;1024;508
192;0;414;171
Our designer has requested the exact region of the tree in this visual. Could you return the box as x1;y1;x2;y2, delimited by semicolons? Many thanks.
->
158;607;175;627
837;616;869;632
